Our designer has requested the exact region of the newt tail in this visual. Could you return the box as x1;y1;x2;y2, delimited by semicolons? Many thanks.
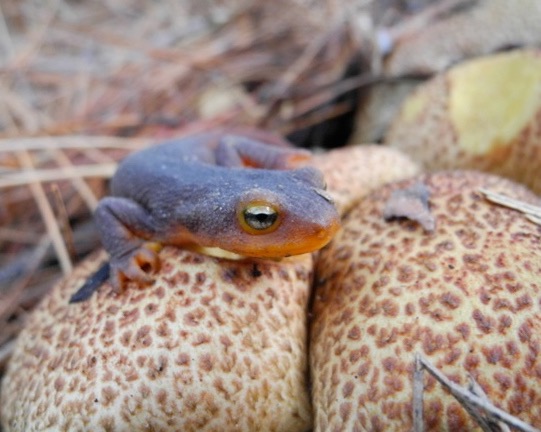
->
69;262;110;303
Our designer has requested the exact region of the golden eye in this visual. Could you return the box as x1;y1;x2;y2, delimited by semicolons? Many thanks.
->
239;204;280;234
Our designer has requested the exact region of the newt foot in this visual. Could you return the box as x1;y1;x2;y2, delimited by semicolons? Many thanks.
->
110;242;162;292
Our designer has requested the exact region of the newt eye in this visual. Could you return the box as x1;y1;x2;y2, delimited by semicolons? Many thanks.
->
240;204;280;234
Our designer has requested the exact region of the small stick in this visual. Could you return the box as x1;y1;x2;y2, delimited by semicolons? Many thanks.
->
526;214;541;225
16;151;73;275
468;376;511;432
50;183;76;261
0;163;117;188
0;135;149;152
417;354;540;432
413;353;424;432
479;189;541;226
458;375;501;432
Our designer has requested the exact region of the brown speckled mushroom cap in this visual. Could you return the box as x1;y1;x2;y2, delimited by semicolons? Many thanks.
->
1;249;313;432
311;170;541;431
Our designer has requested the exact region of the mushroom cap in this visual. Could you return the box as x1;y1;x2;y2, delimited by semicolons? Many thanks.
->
1;248;313;432
386;49;541;194
311;170;541;431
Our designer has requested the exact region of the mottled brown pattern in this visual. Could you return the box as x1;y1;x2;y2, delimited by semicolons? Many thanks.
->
1;249;313;432
311;171;541;431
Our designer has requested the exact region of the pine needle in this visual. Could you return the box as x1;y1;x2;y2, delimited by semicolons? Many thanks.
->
414;353;540;432
16;151;72;275
0;163;117;188
479;189;541;226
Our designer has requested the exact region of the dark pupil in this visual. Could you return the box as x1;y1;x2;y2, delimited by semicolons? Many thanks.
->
244;206;278;230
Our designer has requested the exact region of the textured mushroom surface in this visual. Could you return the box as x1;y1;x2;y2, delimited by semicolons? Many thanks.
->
386;50;541;194
1;249;313;432
311;171;541;431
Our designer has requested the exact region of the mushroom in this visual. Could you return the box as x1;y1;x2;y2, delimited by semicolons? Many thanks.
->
386;49;541;194
310;170;541;431
0;144;418;431
1;249;314;431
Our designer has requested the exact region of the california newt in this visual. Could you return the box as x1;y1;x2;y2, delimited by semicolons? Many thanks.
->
70;131;340;302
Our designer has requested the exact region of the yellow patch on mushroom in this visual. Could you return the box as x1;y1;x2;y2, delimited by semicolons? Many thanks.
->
449;51;541;155
386;49;541;194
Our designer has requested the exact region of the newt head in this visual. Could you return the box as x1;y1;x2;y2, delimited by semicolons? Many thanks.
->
178;165;341;258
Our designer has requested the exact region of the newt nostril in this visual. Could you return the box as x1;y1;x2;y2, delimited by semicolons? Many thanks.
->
140;262;153;273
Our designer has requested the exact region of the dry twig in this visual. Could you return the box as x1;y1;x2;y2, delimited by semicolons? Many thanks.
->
412;353;424;432
479;189;541;226
0;163;117;188
414;353;540;432
15;151;72;274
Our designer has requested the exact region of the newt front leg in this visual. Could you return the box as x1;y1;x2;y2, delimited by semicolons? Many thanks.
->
94;197;162;291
